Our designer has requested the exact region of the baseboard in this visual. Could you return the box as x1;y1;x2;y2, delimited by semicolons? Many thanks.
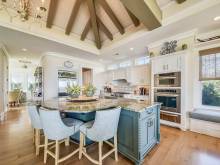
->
190;118;220;138
0;112;5;121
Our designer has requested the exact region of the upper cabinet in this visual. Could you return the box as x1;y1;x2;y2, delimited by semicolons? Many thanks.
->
151;52;182;74
113;69;128;80
129;65;151;85
104;65;151;86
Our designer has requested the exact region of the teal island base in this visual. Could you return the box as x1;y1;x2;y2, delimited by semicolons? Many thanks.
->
66;104;160;165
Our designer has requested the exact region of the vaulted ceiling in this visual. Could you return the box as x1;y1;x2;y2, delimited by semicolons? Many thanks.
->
45;0;187;49
0;0;188;49
45;0;162;49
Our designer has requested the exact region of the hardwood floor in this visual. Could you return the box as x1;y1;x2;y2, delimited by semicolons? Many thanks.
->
1;107;220;165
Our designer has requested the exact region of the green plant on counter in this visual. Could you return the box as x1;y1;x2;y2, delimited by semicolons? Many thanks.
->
66;84;81;98
84;84;97;97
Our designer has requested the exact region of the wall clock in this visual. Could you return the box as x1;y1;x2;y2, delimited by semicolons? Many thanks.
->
64;61;73;68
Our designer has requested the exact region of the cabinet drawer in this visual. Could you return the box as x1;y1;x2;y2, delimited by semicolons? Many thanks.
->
140;107;156;119
160;112;181;123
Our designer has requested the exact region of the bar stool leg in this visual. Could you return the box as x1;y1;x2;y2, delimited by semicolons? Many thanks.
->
99;141;103;165
83;135;86;153
55;140;60;165
65;137;70;146
33;128;35;144
114;134;118;161
44;137;48;164
35;129;40;155
79;132;84;159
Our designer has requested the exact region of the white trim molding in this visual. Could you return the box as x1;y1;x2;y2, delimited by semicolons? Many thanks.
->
0;112;5;121
162;0;220;25
190;118;220;138
148;29;197;49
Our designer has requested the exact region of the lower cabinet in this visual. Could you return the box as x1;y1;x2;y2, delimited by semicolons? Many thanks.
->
117;105;160;165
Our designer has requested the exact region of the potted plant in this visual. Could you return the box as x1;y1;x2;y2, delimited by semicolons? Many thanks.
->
84;84;97;97
66;84;81;98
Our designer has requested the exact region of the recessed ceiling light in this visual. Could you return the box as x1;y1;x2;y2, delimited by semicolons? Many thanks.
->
214;16;220;21
130;47;134;51
22;48;27;52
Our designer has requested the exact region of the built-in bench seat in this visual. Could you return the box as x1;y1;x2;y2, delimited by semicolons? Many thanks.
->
189;109;220;123
189;109;220;138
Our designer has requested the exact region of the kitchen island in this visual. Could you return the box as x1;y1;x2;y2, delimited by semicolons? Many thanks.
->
41;98;161;165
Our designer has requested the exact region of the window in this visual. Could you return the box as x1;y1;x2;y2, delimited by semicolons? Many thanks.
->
107;64;118;70
199;47;220;107
119;60;131;68
202;80;220;107
135;56;150;65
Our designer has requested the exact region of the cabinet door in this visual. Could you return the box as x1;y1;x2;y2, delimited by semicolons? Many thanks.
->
152;55;182;74
152;58;164;74
140;114;157;152
166;55;181;72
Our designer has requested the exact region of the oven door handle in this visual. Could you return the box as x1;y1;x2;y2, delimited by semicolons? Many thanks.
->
155;94;180;97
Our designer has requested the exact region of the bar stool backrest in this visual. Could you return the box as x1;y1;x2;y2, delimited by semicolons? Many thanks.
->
39;107;75;140
27;106;42;129
87;107;121;142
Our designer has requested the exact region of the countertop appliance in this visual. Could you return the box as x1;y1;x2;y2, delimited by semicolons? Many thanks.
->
154;72;181;87
154;89;181;123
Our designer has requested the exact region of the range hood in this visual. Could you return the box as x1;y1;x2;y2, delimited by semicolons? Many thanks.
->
112;79;130;85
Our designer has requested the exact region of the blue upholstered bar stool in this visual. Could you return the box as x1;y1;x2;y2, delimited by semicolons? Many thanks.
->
27;105;44;155
79;107;121;165
39;107;83;165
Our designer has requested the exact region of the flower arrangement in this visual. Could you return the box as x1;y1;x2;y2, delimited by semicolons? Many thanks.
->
66;84;81;98
84;84;97;97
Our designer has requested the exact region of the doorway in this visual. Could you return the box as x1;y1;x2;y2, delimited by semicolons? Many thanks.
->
82;68;93;86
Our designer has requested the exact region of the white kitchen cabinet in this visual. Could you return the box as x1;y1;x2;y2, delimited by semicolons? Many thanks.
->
105;71;114;83
0;47;8;121
110;68;128;80
129;65;150;85
103;65;150;85
151;52;182;74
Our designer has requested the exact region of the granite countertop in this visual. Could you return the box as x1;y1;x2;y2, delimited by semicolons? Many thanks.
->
39;97;159;113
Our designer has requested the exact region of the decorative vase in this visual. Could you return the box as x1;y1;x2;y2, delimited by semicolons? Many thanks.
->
70;93;80;98
85;91;94;97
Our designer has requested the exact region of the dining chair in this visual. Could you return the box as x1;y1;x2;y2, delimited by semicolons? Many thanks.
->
39;107;83;165
79;107;121;165
8;90;20;107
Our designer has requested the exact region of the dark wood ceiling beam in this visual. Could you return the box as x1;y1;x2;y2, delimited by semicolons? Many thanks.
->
87;0;101;49
120;0;162;30
125;7;140;27
46;0;58;28
97;0;125;34
65;0;83;35
176;0;186;4
81;18;91;41
97;17;113;40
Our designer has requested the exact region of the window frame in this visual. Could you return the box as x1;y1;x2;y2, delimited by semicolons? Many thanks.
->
198;47;220;109
134;56;150;66
199;47;220;81
119;60;132;68
107;64;118;70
